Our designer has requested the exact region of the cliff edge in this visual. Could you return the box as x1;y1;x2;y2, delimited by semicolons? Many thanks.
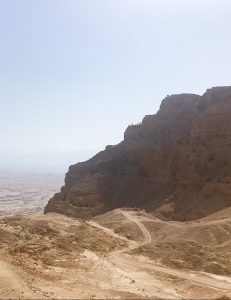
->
45;87;231;220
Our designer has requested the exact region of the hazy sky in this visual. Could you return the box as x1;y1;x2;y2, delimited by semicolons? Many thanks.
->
0;0;231;172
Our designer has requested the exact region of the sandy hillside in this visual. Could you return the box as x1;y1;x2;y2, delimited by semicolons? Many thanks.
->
0;209;231;299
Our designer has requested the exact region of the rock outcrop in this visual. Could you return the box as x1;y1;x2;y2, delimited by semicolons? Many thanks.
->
45;87;231;220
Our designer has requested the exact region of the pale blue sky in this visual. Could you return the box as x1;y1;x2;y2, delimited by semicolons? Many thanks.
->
0;0;231;172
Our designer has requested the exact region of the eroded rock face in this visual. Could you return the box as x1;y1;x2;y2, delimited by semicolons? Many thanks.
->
45;87;231;220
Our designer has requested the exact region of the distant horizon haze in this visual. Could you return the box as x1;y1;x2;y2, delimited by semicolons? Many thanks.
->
0;148;100;173
1;0;231;172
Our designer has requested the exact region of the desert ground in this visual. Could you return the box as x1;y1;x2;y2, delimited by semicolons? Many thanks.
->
0;208;231;299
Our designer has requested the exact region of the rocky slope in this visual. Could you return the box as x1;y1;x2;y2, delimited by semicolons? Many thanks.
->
1;209;231;299
45;86;231;220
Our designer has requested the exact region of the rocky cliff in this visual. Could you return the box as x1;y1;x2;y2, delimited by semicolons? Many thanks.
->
45;87;231;220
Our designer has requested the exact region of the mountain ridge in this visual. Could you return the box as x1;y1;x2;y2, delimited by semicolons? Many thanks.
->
45;86;231;220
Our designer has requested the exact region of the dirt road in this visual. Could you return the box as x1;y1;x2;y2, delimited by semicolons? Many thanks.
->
95;209;231;297
0;210;230;299
122;210;152;244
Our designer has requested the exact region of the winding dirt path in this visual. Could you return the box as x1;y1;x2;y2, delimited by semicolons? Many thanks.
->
122;210;231;291
122;210;152;244
143;262;231;291
91;209;231;296
0;210;230;299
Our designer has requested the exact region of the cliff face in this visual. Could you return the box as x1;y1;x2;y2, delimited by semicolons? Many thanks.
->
45;87;231;220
